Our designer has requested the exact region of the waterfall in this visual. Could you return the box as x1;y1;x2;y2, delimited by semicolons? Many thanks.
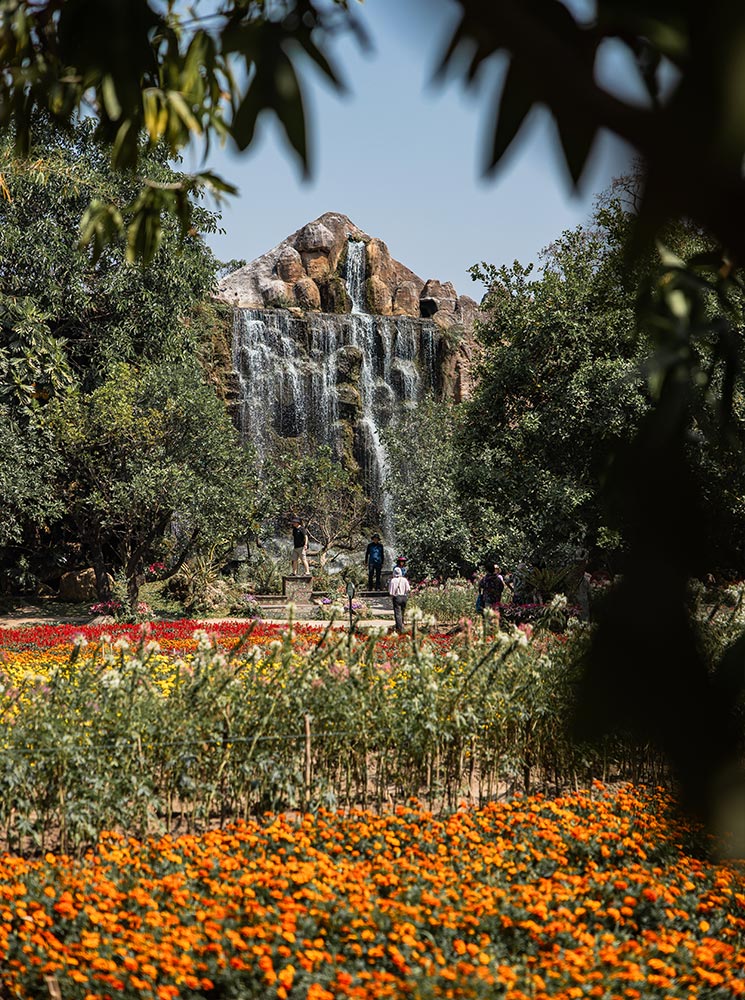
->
345;240;366;313
232;306;442;539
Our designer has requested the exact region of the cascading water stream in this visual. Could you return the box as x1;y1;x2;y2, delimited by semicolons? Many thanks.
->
231;291;442;545
345;240;367;313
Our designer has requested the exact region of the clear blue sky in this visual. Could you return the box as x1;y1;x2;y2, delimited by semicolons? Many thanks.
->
196;0;633;298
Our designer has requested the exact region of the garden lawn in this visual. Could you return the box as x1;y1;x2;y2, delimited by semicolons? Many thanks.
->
0;785;743;999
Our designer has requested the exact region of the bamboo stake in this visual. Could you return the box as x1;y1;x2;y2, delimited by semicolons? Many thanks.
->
303;714;312;810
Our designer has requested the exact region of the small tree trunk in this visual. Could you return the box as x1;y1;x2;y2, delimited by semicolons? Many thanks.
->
126;559;143;612
88;535;112;600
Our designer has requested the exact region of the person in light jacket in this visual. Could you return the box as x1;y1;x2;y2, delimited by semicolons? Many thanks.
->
388;566;411;633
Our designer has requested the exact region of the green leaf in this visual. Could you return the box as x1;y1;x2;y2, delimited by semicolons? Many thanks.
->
167;90;202;137
111;119;138;169
79;199;124;263
656;241;686;269
101;75;122;120
555;113;596;187
272;53;308;171
231;87;262;152
194;171;239;197
291;31;346;93
486;59;536;174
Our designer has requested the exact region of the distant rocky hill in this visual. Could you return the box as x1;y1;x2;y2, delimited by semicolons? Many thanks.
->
216;211;480;336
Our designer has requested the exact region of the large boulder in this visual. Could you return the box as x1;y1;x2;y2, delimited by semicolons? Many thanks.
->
366;274;392;315
317;275;351;313
58;568;111;602
259;277;293;307
456;294;479;329
393;281;420;316
301;251;330;280
419;278;458;322
366;238;394;281
335;344;363;383
295;221;335;253
442;337;480;403
336;382;362;417
293;276;321;310
372;380;395;424
276;245;304;283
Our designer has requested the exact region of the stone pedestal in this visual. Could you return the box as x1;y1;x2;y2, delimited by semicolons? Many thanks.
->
282;575;313;602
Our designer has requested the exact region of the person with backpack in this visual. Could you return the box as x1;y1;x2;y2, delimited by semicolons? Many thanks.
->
478;564;505;611
364;533;385;591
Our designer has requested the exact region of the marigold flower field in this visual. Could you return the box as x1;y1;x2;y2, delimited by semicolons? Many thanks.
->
0;785;743;999
0;620;742;998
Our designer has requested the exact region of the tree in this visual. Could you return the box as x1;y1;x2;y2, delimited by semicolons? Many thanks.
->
0;0;357;261
0;121;221;384
458;180;745;842
459;208;650;568
261;443;367;568
0;409;60;548
43;362;257;610
0;120;240;593
384;399;474;581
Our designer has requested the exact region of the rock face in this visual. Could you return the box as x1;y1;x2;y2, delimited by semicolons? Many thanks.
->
217;211;480;402
224;213;485;532
58;567;113;602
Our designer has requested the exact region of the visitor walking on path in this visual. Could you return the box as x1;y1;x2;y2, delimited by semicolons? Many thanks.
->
478;564;506;611
291;517;310;576
364;533;385;591
388;566;411;633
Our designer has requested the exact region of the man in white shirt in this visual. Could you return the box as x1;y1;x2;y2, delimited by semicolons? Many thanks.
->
388;566;411;633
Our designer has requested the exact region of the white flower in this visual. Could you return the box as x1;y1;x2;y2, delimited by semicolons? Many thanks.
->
101;670;122;690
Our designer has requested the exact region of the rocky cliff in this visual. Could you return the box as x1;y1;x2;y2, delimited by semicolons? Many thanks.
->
217;212;480;401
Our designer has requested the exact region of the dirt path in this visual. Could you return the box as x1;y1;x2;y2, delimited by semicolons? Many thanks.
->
0;607;396;631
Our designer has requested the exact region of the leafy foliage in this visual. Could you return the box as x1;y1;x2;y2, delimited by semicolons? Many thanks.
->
0;122;221;382
437;0;745;829
459;208;650;567
0;0;357;261
261;443;367;566
384;399;473;580
43;362;257;609
0;410;61;547
439;1;745;263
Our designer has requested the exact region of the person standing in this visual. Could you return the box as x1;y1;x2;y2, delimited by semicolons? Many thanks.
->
291;517;310;576
365;533;385;591
388;566;411;633
394;554;408;577
479;564;506;610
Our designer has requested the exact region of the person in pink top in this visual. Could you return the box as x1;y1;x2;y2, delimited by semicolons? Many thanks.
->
388;566;411;633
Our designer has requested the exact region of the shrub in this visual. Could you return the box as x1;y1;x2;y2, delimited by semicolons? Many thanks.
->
315;596;370;620
409;577;478;622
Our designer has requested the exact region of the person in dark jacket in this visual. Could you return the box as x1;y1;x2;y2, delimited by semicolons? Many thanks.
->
478;564;505;610
365;533;385;591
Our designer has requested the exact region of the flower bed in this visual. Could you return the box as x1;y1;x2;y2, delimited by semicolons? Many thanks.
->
0;619;674;851
0;785;743;999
